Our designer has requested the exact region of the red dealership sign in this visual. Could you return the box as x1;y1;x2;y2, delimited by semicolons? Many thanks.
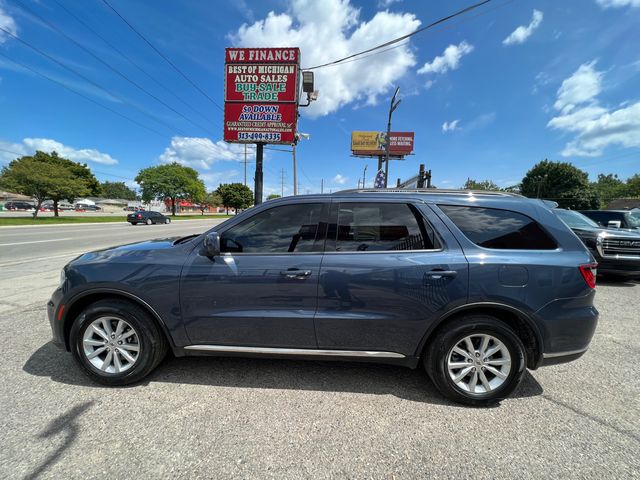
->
224;48;300;145
223;103;297;143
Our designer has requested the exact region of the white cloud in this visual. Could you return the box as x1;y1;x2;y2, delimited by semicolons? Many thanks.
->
503;10;543;46
442;120;460;132
231;0;421;117
158;137;249;169
332;173;347;184
378;0;401;7
0;138;118;165
596;0;640;8
417;41;474;75
0;5;17;44
547;61;640;156
553;61;602;113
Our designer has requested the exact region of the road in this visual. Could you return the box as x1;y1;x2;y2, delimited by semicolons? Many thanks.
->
0;219;223;313
0;221;639;478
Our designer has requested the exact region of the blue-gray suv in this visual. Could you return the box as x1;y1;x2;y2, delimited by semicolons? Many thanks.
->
47;190;599;405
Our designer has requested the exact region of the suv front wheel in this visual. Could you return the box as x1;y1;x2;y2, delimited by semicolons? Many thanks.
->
70;299;168;385
425;315;526;406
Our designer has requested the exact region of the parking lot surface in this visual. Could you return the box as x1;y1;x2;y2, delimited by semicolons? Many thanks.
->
0;222;639;478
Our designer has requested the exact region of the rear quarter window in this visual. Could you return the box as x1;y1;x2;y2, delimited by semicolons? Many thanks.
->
439;205;557;250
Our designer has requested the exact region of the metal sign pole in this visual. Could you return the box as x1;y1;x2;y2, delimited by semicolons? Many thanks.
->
255;143;264;205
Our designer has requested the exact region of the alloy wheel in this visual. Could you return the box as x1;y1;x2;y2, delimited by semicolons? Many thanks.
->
82;316;141;374
446;333;511;395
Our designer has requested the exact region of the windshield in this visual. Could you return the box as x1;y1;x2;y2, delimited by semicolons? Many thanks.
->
554;209;600;229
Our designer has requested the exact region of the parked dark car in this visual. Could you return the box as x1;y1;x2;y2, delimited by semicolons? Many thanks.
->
554;208;640;278
579;209;640;230
127;210;171;225
4;201;35;210
49;190;599;406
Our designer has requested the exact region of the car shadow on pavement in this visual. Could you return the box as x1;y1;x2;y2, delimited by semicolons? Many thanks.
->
24;341;543;407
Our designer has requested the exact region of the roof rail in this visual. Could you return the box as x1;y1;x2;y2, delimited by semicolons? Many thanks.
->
333;188;523;197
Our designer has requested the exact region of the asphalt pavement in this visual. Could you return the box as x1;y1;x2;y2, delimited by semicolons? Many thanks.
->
0;221;638;478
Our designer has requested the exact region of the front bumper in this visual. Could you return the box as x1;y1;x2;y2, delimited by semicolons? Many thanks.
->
47;287;66;349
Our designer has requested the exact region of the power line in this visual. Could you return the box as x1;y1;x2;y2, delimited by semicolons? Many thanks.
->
50;0;214;127
16;0;217;136
101;0;224;111
304;0;491;70
0;26;236;164
0;51;168;139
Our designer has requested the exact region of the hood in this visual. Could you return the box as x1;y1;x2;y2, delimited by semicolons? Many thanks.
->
71;237;186;265
570;226;640;238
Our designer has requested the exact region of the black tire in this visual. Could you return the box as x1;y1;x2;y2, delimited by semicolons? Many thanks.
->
424;315;526;406
70;299;168;386
146;218;152;225
129;222;137;225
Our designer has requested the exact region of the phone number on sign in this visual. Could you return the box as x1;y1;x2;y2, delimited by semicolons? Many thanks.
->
237;132;282;141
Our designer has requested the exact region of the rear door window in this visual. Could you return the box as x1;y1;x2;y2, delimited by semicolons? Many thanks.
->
439;205;557;250
330;202;440;252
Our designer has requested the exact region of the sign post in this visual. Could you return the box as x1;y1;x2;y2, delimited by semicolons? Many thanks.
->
224;47;301;204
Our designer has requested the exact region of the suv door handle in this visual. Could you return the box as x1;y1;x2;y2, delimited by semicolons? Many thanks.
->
280;269;312;279
425;269;458;280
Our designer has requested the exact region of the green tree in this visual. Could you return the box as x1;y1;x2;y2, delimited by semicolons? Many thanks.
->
463;179;500;191
135;162;206;216
39;151;100;216
521;159;600;209
100;181;137;200
266;193;281;200
591;174;627;206
626;174;640;197
0;154;90;218
216;183;253;213
198;192;222;215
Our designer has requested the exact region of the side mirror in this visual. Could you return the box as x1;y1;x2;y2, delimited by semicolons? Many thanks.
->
607;220;621;229
202;232;221;257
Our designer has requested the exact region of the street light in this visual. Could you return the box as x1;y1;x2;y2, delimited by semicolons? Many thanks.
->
293;132;311;195
384;86;401;188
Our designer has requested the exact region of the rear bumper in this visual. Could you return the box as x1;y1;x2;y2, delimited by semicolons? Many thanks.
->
534;291;598;367
539;347;588;366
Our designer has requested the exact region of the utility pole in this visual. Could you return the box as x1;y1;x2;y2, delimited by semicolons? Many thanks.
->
243;144;247;186
254;143;264;205
384;86;401;188
280;169;285;197
362;165;368;189
321;178;324;194
292;144;297;195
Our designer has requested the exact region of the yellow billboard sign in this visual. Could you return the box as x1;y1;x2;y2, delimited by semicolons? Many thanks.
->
351;131;414;156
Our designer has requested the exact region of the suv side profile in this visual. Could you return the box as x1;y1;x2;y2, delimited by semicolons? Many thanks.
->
47;190;598;406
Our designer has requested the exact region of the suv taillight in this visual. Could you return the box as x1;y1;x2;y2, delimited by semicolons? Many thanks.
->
137;214;142;218
579;263;598;289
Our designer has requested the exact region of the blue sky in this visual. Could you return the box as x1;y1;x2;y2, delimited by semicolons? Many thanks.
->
1;0;639;197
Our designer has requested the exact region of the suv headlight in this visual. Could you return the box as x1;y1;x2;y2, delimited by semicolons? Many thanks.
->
59;268;66;287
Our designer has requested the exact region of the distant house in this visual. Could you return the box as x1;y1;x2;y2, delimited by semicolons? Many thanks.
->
606;198;640;210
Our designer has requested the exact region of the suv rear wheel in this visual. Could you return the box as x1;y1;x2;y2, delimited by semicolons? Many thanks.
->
425;315;526;406
70;299;168;385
